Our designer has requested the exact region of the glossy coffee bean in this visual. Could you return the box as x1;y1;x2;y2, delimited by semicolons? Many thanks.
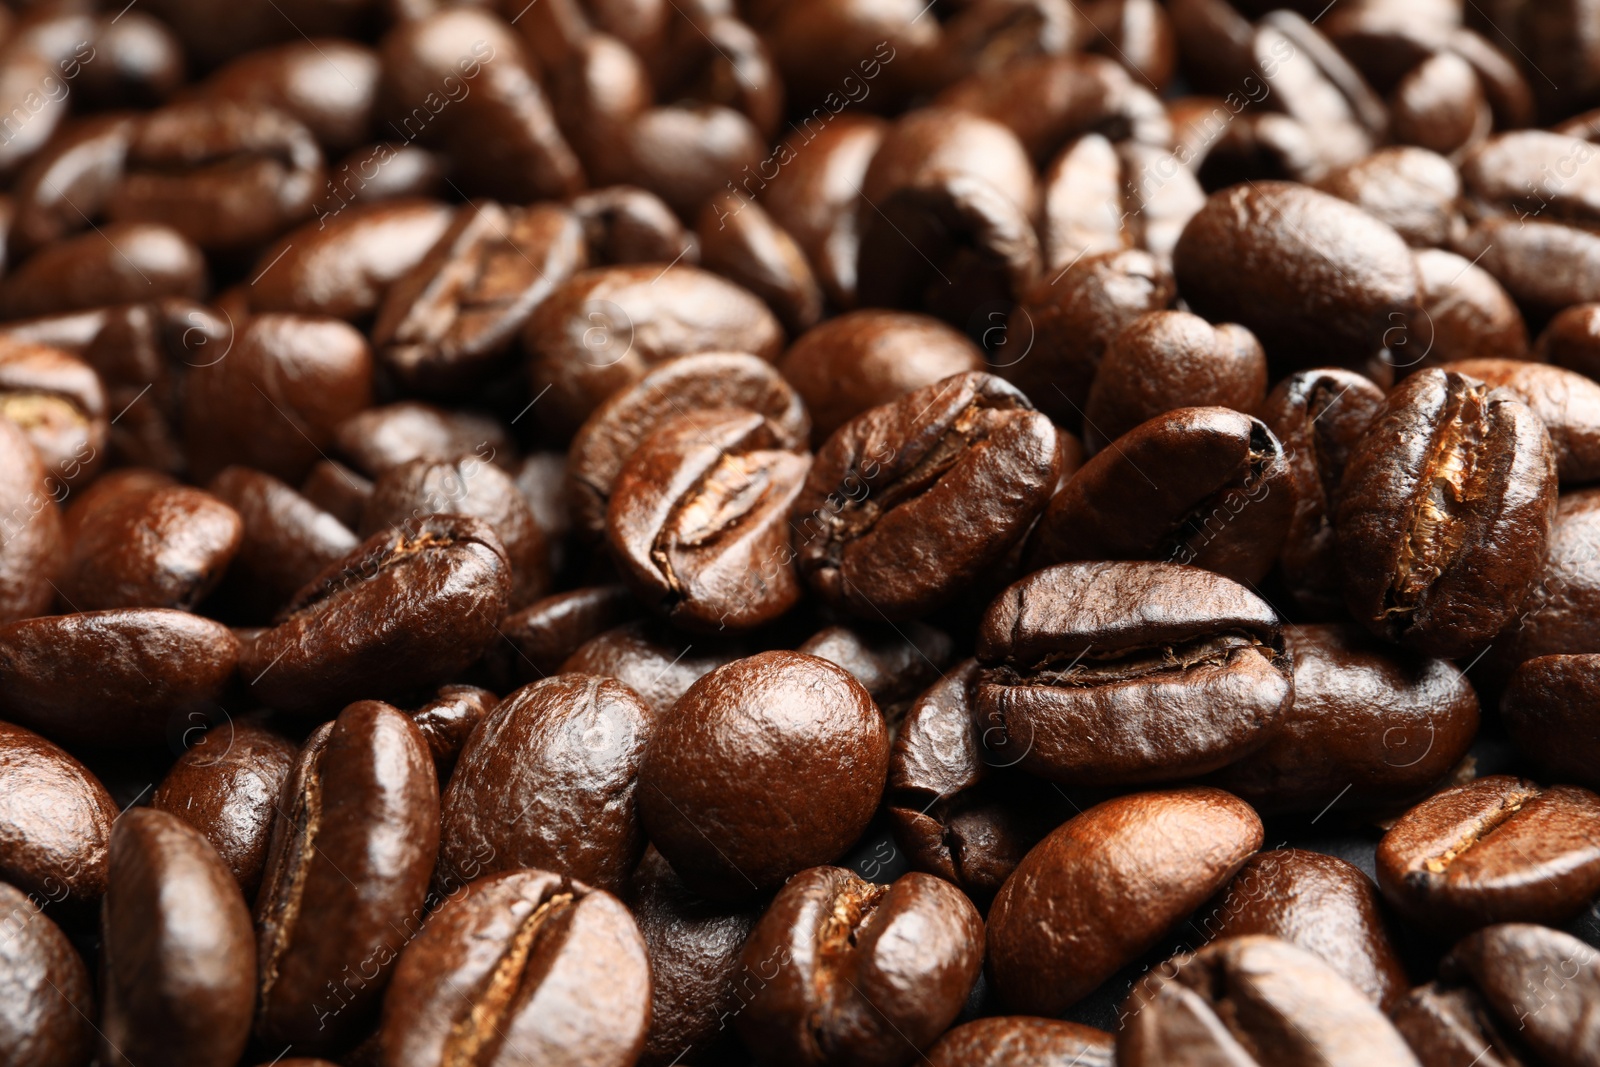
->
1537;302;1600;380
568;350;808;539
1175;181;1421;372
199;38;379;154
1337;368;1557;658
379;869;650;1067
0;338;108;484
1211;624;1478;817
1029;407;1294;586
0;720;115;904
1437;923;1600;1067
493;585;639;684
560;619;743;714
1317;145;1463;248
736;866;984;1067
638;650;887;900
1039;134;1203;270
1484;488;1600;679
208;466;359;621
333;401;514;479
254;700;439;1049
987;787;1263;1014
1502;654;1600;790
1456;216;1600;321
405;683;496;785
615;413;805;628
0;416;64;623
569;185;695;268
792;372;1059;620
622;103;767;221
99;808;255;1067
1082;311;1266;454
439;674;652;894
1377;775;1600;936
1117;936;1422;1066
0;881;93;1067
0;608;239;747
976;562;1289;786
697;193;823;335
796;620;953;715
1439;358;1600;483
629;846;763;1067
9;114;138;256
1406;247;1532;370
926;1017;1114;1067
0;222;205;319
1198;849;1408;1009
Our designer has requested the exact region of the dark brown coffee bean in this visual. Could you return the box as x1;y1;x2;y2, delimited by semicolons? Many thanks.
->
736;866;984;1067
932;0;1086;87
0;338;107;485
639;650;887;900
1537;303;1600;380
299;458;372;530
777;310;984;445
622;103;767;220
764;0;936;117
1438;923;1600;1067
0;608;239;748
241;514;511;716
379;868;650;1067
405;683;495;784
9;114;137;256
184;313;373;485
976;562;1290;785
1376;775;1600;936
152;719;298;902
548;34;654;190
1462;130;1600;232
440;674;652;894
1030;407;1294;585
333;400;514;479
246;198;455;321
0;411;64;622
1211;624;1478;817
254;700;439;1049
629;846;763;1067
374;201;587;394
0;880;93;1067
1454;218;1600;322
1502;654;1600;790
608;409;810;631
987;787;1263;1014
0;222;205;318
1040;134;1204;271
1480;488;1600;680
1439;358;1600;483
793;372;1059;620
697;192;823;335
1390;51;1491;158
0;720;115;903
1175;181;1421;373
1317;145;1464;248
569;184;696;268
1117;936;1422;1066
568;350;808;539
107;99;323;252
1336;368;1557;658
1409;248;1532;369
1388;981;1530;1067
199;39;379;154
560;618;741;714
796;620;953;714
494;585;639;684
1197;849;1409;1009
928;1017;1114;1067
324;142;447;209
1082;311;1266;454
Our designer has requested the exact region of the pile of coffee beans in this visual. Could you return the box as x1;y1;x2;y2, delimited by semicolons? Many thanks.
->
3;0;1600;1063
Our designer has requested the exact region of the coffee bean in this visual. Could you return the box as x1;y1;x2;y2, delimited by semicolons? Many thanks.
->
697;192;823;335
1484;488;1600;679
405;683;496;785
208;465;359;621
560;618;743;714
1337;368;1557;658
1438;923;1600;1067
1502;654;1600;790
639;650;887;900
1040;134;1203;271
10;114;137;255
1409;248;1531;368
199;38;379;154
0;880;93;1067
987;787;1263;1014
380;869;649;1065
569;184;697;268
241;514;511;716
1391;51;1491;157
623;103;767;220
1454;218;1600;322
1376;775;1600;936
299;459;372;530
735;866;984;1067
1388;982;1527;1067
1537;303;1600;380
1439;358;1600;483
0;720;115;903
926;1017;1114;1067
254;700;439;1049
0;415;64;623
326;142;446;207
493;585;640;684
333;401;514;479
0;222;206;318
0;338;108;485
1317;146;1464;248
797;620;954;713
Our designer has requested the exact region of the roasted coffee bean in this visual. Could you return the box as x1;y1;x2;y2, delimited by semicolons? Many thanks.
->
333;401;514;479
792;372;1059;620
152;719;298;901
0;415;64;623
1454;218;1600;322
0;880;93;1067
987;787;1263;1014
1175;181;1421;372
99;808;255;1067
1388;981;1529;1067
1409;247;1531;368
373;201;587;393
1040;134;1203;271
199;39;380;154
608;409;810;631
300;459;372;530
1197;849;1408;1009
1001;250;1175;430
379;868;650;1067
241;514;511;716
629;846;763;1067
1537;303;1600;380
361;454;549;609
246;199;455;321
406;683;495;784
494;585;639;684
59;475;242;612
927;1018;1114;1067
1462;130;1600;231
697;193;823;335
1336;368;1558;658
736;866;984;1067
639;650;887;900
184;313;373;485
1502;654;1600;790
1390;51;1491;158
561;619;742;714
325;142;446;207
0;608;239;747
208;466;359;621
568;350;808;539
1263;368;1387;616
1082;311;1266;454
1376;775;1600;936
439;674;652;893
797;621;953;714
254;700;439;1049
1317;145;1464;248
1029;407;1294;585
1438;359;1600;483
1117;936;1422;1066
569;184;696;267
107;99;324;252
1482;488;1600;678
0;720;115;903
524;263;784;440
976;562;1290;785
9;114;138;256
0;222;205;318
778;311;984;445
0;338;107;484
622;103;767;221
